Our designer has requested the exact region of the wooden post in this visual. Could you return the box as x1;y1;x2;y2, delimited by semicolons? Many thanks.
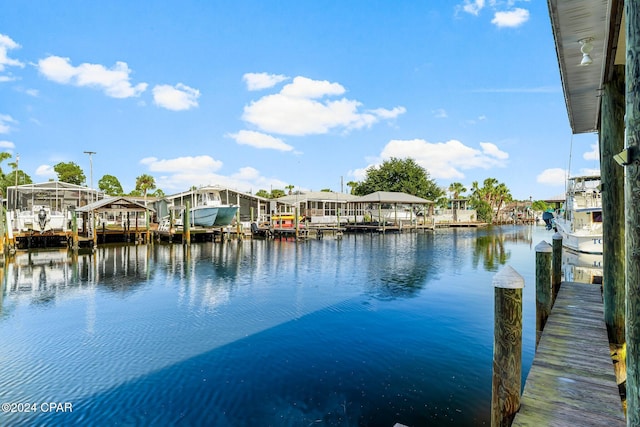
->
626;1;640;420
236;208;242;241
294;206;299;240
551;232;562;305
491;265;524;427
184;201;191;245
601;63;627;396
92;211;97;249
72;209;78;251
535;240;552;348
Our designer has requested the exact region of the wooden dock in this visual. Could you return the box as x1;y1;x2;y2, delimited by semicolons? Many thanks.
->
512;281;625;426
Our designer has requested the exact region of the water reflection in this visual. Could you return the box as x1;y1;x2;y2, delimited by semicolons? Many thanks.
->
562;249;603;284
0;228;550;427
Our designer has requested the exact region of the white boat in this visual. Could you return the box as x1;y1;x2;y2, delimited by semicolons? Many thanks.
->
188;191;220;227
186;190;238;228
553;175;602;254
14;205;67;233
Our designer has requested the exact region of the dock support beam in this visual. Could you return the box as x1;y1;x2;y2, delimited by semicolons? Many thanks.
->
184;201;191;245
551;232;562;305
535;241;552;349
601;63;627;396
626;0;640;421
491;265;524;427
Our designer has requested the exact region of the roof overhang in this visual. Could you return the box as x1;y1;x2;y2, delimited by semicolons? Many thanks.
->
547;0;624;134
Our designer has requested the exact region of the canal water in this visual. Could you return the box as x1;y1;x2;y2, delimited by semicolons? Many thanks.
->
0;225;597;426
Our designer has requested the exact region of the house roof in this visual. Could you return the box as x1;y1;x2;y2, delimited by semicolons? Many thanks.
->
276;191;358;204
547;0;623;133
75;196;154;213
353;191;433;204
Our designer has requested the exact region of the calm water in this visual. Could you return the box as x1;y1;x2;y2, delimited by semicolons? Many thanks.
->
0;225;578;426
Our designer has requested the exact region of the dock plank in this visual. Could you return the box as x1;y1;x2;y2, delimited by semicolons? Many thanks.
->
512;281;625;426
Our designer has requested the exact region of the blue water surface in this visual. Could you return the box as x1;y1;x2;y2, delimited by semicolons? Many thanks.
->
0;226;556;426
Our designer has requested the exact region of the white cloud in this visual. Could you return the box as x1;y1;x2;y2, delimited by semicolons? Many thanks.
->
369;106;406;119
460;0;485;16
140;155;221;172
537;168;567;186
280;76;345;99
152;83;200;111
583;143;600;161
0;140;15;149
0;34;24;72
373;138;508;180
242;75;405;136
0;114;17;134
139;157;286;193
227;130;294;151
243;72;289;91
35;164;56;177
491;8;529;28
479;142;508;159
433;108;448;119
37;55;148;98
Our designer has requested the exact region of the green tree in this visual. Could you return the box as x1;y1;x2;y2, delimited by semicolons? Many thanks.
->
448;182;467;199
346;181;358;195
285;184;295;195
255;189;270;198
320;188;332;192
54;162;86;185
98;174;124;195
352;157;443;200
469;178;513;223
150;188;165;197
532;200;548;212
134;174;156;198
270;189;286;198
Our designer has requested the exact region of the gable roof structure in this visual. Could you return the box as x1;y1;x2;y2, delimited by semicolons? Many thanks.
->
353;191;433;204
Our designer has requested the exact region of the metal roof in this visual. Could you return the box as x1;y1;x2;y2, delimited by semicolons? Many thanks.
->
547;0;623;133
276;191;358;204
75;196;154;213
353;191;433;204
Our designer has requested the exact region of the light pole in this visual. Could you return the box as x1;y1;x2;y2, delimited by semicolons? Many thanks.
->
84;151;96;202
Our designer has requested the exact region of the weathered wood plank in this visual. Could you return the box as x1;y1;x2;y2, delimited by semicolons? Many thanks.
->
512;282;625;426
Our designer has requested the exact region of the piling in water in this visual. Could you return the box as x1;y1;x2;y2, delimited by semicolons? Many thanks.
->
491;265;524;427
535;241;552;349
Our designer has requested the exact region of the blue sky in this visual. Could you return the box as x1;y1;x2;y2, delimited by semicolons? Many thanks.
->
0;0;599;200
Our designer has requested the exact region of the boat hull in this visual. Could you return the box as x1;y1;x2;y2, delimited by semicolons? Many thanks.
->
554;219;603;254
213;206;239;226
190;207;218;227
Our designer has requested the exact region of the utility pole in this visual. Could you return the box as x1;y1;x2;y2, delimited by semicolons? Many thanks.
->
84;151;96;202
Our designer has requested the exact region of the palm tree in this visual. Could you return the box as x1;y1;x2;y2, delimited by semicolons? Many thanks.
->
448;182;467;199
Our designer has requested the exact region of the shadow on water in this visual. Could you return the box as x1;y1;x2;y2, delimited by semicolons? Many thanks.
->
12;294;492;427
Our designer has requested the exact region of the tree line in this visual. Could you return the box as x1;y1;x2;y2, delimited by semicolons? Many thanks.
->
2;153;549;223
255;157;550;224
0;154;163;199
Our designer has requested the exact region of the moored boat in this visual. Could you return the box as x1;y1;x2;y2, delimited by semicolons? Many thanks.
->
553;175;602;254
189;191;219;227
14;205;67;233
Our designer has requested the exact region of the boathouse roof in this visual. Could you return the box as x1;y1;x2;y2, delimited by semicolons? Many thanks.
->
548;0;623;133
354;191;433;204
75;196;155;213
276;191;358;204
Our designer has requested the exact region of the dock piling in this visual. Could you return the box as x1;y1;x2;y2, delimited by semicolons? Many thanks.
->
491;265;524;427
535;241;552;348
551;232;562;304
